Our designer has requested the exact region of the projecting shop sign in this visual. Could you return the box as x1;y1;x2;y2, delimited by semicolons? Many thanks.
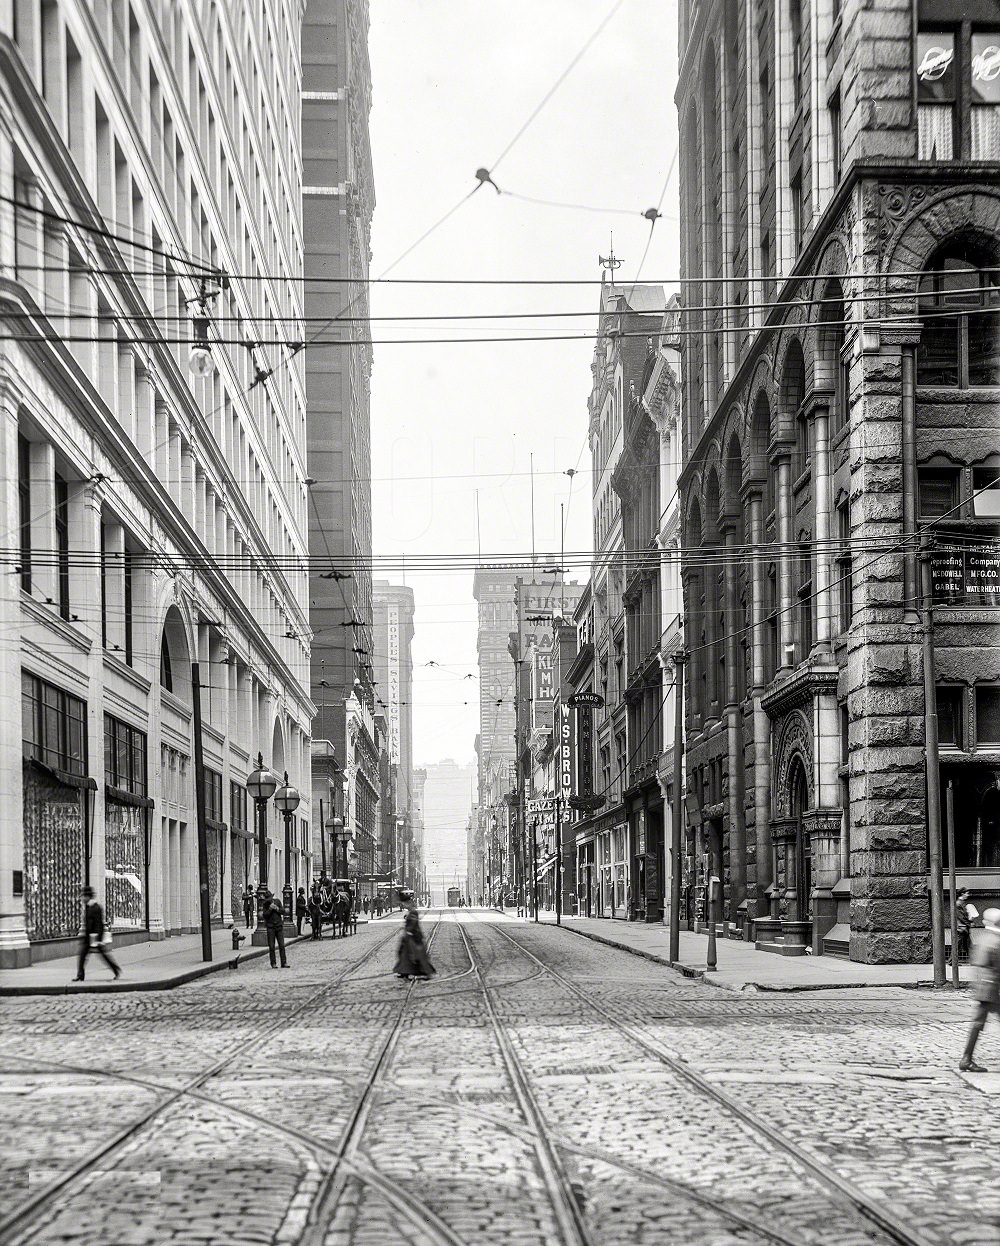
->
387;606;400;763
931;545;1000;604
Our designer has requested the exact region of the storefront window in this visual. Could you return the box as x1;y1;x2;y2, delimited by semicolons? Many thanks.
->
976;687;1000;747
23;673;87;776
104;715;148;930
943;766;1000;868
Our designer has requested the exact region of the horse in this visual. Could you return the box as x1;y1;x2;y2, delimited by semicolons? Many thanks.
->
334;890;352;937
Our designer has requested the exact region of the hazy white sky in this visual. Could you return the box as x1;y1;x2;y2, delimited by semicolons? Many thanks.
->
368;1;679;766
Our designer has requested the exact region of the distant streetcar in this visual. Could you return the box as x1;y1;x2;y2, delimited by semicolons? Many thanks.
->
447;886;461;908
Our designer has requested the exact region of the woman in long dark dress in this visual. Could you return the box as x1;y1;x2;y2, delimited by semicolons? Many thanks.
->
393;891;436;980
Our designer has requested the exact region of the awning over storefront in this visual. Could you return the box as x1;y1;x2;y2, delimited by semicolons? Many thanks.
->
105;785;154;809
27;758;97;792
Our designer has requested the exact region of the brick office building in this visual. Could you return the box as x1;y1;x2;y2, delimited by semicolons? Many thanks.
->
677;0;1000;961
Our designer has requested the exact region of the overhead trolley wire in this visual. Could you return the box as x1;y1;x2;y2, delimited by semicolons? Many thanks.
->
4;278;984;325
6;296;996;349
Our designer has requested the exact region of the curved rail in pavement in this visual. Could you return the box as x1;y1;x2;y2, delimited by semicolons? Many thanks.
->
0;923;406;1246
487;919;939;1246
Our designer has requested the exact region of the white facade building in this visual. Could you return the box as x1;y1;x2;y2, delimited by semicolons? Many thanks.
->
0;0;314;965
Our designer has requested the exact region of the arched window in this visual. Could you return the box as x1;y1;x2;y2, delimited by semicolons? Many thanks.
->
160;631;173;692
818;280;847;436
782;340;807;477
917;241;1000;387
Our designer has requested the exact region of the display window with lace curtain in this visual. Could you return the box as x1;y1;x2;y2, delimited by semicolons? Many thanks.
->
916;17;1000;161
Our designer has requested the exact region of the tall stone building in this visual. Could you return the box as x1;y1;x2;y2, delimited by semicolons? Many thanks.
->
0;0;314;965
566;281;666;922
677;0;1000;961
371;581;415;881
301;0;376;838
473;568;518;838
420;759;474;904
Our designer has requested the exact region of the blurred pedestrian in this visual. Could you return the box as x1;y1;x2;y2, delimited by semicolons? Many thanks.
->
295;887;308;936
960;906;1000;1072
263;891;289;968
951;889;978;965
242;886;255;930
74;886;121;982
393;891;436;981
363;896;370;915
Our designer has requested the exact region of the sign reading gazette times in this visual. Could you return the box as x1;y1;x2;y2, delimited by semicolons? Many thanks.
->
932;544;1000;605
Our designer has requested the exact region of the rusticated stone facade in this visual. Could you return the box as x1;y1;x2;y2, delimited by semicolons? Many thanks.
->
677;0;1000;962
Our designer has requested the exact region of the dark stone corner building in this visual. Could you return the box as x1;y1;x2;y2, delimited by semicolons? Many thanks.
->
677;0;1000;962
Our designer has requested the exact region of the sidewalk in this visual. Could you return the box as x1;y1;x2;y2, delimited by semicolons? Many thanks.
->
541;914;968;992
0;925;306;996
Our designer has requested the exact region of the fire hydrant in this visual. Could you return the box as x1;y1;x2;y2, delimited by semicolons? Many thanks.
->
231;925;246;952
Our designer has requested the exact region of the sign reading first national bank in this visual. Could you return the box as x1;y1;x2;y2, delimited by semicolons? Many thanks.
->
931;544;1000;604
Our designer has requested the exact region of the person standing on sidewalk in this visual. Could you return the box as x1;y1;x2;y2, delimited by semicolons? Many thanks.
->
74;886;121;982
263;891;289;969
295;887;307;936
242;886;255;930
950;889;978;965
960;906;1000;1072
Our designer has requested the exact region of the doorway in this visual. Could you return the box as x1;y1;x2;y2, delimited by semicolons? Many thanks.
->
790;757;811;920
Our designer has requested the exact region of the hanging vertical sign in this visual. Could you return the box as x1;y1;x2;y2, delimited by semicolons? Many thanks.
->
558;701;574;806
387;605;400;763
577;706;594;799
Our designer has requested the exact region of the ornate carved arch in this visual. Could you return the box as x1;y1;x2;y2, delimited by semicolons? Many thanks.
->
772;710;813;816
881;188;1000;292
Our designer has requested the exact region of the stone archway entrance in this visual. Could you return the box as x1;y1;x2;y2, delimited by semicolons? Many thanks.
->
789;757;812;922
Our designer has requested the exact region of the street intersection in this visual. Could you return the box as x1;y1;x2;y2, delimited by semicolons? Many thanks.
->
0;911;993;1246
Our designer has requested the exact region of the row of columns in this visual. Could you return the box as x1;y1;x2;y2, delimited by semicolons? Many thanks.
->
685;391;843;924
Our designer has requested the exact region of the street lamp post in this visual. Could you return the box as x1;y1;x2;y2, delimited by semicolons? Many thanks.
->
337;826;350;880
273;772;301;924
246;753;278;946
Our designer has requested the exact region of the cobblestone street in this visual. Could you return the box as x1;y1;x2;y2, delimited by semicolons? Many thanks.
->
1;911;995;1246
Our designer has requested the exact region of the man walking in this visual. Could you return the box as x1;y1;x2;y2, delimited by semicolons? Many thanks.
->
74;886;121;982
263;890;289;969
960;906;1000;1072
295;887;308;936
242;885;255;930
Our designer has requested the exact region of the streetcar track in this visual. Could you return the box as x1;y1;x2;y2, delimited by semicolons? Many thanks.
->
454;918;595;1246
487;921;938;1246
4;912;934;1246
3;920;466;1246
459;919;810;1246
0;924;403;1246
298;917;466;1246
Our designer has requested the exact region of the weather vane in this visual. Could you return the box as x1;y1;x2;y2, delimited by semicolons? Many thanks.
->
599;233;623;275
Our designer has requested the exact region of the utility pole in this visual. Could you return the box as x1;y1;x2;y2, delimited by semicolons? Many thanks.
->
555;792;563;927
531;817;538;920
669;650;686;963
191;662;213;963
947;779;959;990
921;544;946;988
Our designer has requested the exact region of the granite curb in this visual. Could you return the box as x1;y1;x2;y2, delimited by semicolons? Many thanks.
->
0;935;310;997
558;921;950;993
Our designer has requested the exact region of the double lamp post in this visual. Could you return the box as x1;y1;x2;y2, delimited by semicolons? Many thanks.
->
246;753;301;940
